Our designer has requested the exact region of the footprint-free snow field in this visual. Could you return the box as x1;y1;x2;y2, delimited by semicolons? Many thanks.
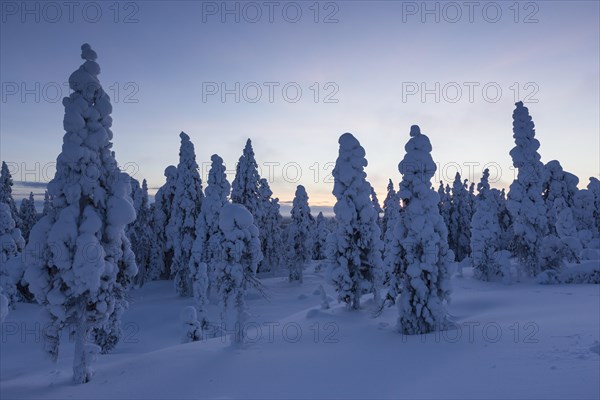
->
1;268;598;399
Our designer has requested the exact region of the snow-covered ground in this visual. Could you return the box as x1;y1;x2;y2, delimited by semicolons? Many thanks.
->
1;265;599;399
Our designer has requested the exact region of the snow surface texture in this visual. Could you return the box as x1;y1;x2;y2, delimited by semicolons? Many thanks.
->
394;125;453;335
1;269;598;399
22;44;137;384
327;133;383;310
0;287;8;323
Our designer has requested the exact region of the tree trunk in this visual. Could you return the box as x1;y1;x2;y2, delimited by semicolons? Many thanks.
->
73;302;92;384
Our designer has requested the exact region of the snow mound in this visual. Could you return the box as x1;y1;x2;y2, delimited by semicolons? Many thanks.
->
537;261;600;284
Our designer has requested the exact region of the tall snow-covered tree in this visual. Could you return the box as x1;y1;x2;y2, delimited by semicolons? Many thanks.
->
382;179;402;303
215;203;262;344
542;160;579;234
314;212;329;261
22;44;137;383
370;184;383;227
130;179;156;287
471;169;502;281
437;181;451;231
0;202;25;306
129;178;142;213
190;154;230;327
449;173;472;262
327;133;383;310
539;197;581;272
42;190;53;217
232;139;275;272
288;185;312;283
167;132;204;297
588;177;600;238
19;192;38;241
382;179;399;238
231;139;261;217
467;181;476;211
151;165;178;279
497;188;513;250
0;162;20;227
394;125;452;335
258;178;283;272
572;189;597;240
507;101;548;277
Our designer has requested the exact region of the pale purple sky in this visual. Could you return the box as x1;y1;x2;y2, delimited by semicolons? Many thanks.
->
1;1;598;212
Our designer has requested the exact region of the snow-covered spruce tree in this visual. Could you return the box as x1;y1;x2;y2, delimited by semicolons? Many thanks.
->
497;188;513;250
130;179;156;287
308;212;317;260
552;198;583;262
190;154;230;327
167;132;204;297
381;179;402;303
467;181;476;211
42;190;53;217
314;212;330;261
327;133;383;310
0;161;21;227
471;169;502;281
507;101;548;277
151;165;178;279
370;184;383;227
231;139;261;217
258;178;283;272
542;160;579;235
22;44;137;383
588;177;600;238
540;190;585;273
232;139;273;272
449;172;472;262
215;203;262;345
288;185;312;283
19;192;38;242
572;189;597;241
145;202;163;282
129;177;141;213
0;202;25;306
437;181;451;231
382;180;399;238
395;125;452;335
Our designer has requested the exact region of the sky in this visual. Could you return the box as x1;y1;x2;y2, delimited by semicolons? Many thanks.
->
1;0;599;214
